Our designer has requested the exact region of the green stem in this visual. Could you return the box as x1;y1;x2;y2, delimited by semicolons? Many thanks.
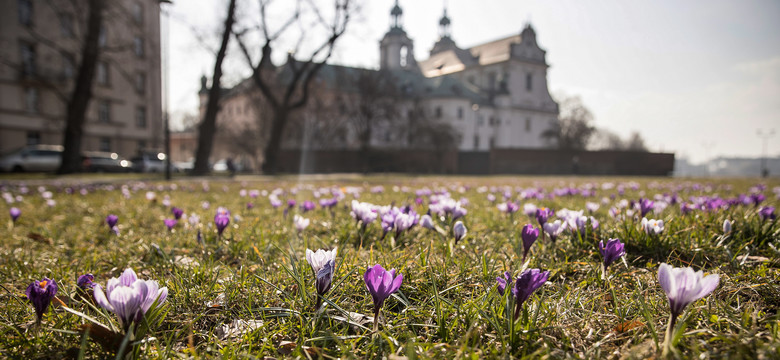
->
662;313;678;357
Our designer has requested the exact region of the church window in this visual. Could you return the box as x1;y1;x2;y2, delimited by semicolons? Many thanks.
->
399;46;408;67
525;72;533;91
457;107;463;119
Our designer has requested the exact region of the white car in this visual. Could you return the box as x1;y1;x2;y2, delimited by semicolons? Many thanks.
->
0;145;63;172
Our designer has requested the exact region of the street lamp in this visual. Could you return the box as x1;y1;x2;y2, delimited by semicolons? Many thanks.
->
757;129;775;178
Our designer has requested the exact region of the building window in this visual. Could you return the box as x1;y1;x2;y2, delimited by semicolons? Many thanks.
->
62;53;74;80
135;72;146;94
473;135;479;149
132;2;143;24
457;107;463;119
98;26;107;47
60;13;74;37
99;137;111;152
435;106;442;118
20;42;36;76
137;140;146;152
525;72;532;91
133;36;144;58
478;117;484;126
27;131;41;145
18;0;32;26
136;106;146;128
25;88;38;113
97;61;109;85
525;118;531;132
489;137;495;148
98;100;111;123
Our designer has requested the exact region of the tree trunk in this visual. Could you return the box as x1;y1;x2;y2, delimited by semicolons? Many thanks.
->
191;0;236;176
57;0;104;174
261;109;288;174
359;128;371;174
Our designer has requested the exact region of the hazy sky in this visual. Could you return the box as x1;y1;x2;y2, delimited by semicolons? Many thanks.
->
165;0;780;164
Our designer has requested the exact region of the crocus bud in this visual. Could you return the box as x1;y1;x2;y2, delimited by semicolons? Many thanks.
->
722;219;732;234
10;207;21;222
453;221;467;243
106;214;118;229
420;214;435;230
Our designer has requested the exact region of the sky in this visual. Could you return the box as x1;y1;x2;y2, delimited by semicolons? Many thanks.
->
164;0;780;164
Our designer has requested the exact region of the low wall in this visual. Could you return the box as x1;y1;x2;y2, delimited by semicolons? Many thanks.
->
277;148;674;176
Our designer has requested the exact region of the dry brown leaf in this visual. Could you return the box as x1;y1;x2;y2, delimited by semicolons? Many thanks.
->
614;319;645;333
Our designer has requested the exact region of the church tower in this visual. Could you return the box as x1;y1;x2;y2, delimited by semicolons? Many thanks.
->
379;1;418;71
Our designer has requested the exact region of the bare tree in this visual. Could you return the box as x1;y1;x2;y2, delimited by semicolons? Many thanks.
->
348;69;399;172
233;0;356;174
542;95;596;150
625;131;648;151
192;0;237;175
589;128;625;150
57;0;105;173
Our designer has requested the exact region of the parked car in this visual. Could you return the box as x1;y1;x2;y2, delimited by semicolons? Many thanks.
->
130;152;173;173
82;151;133;173
0;145;63;173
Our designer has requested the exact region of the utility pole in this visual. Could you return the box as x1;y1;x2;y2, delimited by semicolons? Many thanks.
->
162;1;172;180
757;129;775;178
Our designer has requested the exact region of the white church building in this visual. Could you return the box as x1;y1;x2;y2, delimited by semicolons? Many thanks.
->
378;2;559;151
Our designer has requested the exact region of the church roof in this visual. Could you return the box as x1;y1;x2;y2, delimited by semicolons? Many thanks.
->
420;34;530;77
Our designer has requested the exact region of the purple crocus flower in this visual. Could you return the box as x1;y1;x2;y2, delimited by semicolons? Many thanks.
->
420;214;435;230
301;200;316;213
10;207;21;222
520;224;539;261
214;213;230;236
306;248;337;309
658;263;719;318
77;274;95;290
106;214;118;229
759;206;776;221
453;221;467;243
535;207;554;227
598;238;626;270
364;264;403;331
26;277;58;322
171;207;184;220
639;198;654;217
496;271;512;296
93;268;168;331
658;263;719;348
511;269;549;320
543;220;564;243
164;218;177;231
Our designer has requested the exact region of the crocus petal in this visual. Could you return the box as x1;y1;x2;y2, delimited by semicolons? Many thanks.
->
93;284;115;313
658;263;674;297
696;274;720;300
389;273;403;295
119;268;138;286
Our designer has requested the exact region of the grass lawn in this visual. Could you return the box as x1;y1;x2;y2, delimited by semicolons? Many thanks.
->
1;175;778;359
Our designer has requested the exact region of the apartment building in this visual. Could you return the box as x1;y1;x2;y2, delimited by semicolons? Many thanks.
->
0;0;163;156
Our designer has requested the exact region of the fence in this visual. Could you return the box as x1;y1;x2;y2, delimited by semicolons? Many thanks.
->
277;148;674;176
